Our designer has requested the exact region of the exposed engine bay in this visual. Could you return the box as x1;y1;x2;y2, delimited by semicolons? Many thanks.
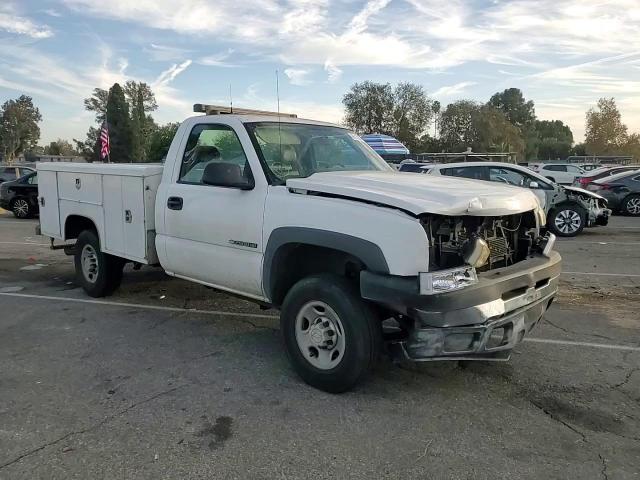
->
422;211;540;271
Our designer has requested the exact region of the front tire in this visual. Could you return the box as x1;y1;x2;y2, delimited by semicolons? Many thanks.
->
74;230;125;297
11;198;31;218
548;204;586;237
622;195;640;216
280;274;382;393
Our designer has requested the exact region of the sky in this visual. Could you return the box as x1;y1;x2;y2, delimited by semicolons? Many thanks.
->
1;0;639;146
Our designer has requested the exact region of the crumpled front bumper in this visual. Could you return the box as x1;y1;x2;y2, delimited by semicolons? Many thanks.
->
361;251;561;361
587;204;611;227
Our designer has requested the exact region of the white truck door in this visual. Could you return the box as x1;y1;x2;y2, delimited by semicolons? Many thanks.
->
160;120;267;299
37;170;61;237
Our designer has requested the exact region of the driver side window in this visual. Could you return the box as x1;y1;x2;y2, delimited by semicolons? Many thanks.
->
179;124;251;185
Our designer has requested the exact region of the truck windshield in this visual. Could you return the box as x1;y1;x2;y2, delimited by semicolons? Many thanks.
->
245;122;392;183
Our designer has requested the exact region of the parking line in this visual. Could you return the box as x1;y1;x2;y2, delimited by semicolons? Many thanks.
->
562;271;640;278
0;291;277;319
523;337;640;352
556;241;640;245
1;292;639;353
0;241;49;246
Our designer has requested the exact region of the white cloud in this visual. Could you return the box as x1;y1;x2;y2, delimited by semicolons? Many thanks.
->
284;68;311;86
324;60;342;83
0;6;53;38
198;49;236;67
153;60;193;88
431;82;477;97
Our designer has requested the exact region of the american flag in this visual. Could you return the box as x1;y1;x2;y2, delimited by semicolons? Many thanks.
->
100;121;110;160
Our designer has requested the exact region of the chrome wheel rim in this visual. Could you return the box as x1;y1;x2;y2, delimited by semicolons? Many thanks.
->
81;245;99;283
13;199;29;217
626;197;640;214
554;209;581;234
295;301;345;370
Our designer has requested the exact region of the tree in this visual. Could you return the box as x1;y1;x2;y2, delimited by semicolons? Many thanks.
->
391;82;432;151
533;120;574;160
84;88;109;123
343;81;394;135
585;98;628;155
73;126;100;162
105;83;133;163
146;123;179;162
124;81;158;162
431;100;441;138
0;95;42;161
488;88;537;159
44;139;77;156
488;88;536;129
438;100;524;157
342;81;432;151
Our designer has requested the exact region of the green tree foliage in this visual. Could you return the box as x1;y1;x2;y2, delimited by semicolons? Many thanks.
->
73;126;100;162
533;120;574;160
488;88;536;129
439;100;524;157
84;88;109;123
124;81;158;162
392;82;433;151
343;81;432;151
44;139;77;156
105;83;133;163
343;81;394;135
585;98;628;155
488;88;536;159
147;123;179;163
0;95;42;161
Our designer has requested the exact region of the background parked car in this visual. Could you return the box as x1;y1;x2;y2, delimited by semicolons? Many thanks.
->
422;162;610;237
537;163;585;184
588;170;640;216
573;166;639;188
398;162;433;173
0;171;39;218
0;165;35;184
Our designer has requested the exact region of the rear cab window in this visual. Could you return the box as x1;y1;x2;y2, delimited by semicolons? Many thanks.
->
441;166;486;181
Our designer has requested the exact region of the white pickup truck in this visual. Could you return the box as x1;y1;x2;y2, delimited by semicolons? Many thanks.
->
37;105;561;392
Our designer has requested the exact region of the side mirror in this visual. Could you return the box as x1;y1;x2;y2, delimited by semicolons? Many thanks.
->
202;162;255;190
529;181;539;189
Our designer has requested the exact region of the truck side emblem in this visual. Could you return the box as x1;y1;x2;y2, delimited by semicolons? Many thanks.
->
75;178;81;189
229;240;257;249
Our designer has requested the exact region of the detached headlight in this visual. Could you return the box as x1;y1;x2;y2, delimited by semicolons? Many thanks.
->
419;266;478;295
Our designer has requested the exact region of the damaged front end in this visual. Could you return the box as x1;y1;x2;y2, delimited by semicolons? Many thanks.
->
563;187;611;227
361;209;561;362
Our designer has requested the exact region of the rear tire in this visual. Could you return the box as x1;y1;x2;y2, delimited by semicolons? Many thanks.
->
74;230;125;297
280;274;382;393
10;198;31;219
548;204;586;237
622;195;640;216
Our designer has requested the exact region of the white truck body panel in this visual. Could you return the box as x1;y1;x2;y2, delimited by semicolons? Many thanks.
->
37;163;163;264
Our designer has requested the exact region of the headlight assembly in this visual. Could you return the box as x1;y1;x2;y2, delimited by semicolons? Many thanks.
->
419;266;478;295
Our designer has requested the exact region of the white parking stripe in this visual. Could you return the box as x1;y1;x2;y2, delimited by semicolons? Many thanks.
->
1;291;639;352
524;337;640;352
0;292;277;319
557;241;640;245
0;241;49;246
562;271;640;278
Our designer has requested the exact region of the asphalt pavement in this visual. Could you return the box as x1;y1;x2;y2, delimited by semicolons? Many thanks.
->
0;212;638;479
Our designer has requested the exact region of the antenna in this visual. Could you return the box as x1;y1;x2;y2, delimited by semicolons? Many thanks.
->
276;69;282;164
229;84;233;113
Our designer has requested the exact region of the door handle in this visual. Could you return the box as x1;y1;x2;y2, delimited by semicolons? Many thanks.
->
167;196;183;210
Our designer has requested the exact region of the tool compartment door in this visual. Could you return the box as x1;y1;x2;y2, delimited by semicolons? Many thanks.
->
38;170;61;237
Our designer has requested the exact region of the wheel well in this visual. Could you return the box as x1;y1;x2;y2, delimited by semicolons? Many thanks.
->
269;244;365;307
64;215;97;240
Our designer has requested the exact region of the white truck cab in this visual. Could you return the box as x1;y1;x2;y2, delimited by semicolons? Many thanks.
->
37;105;561;392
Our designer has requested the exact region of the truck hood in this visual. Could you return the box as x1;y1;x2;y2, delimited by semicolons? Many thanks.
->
286;171;540;216
562;185;606;201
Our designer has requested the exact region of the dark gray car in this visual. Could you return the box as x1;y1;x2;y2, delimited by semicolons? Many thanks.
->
588;169;640;215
